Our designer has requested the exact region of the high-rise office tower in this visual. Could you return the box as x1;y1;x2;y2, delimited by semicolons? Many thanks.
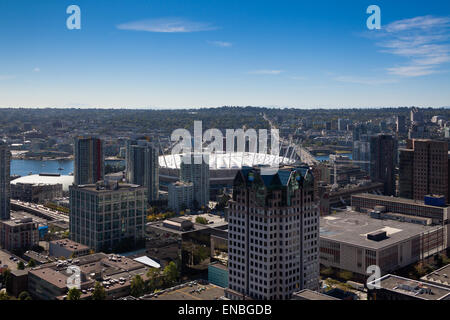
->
168;181;194;213
126;139;159;202
0;141;11;220
396;115;406;134
180;153;209;209
410;107;424;124
338;119;348;131
370;134;397;196
353;134;371;173
399;139;449;202
226;166;320;300
74;137;104;186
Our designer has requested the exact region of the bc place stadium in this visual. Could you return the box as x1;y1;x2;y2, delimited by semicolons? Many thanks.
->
158;151;298;199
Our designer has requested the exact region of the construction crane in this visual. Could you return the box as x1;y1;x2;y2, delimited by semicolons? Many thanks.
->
328;156;370;190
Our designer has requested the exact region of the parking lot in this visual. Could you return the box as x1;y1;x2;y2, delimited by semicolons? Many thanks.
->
0;249;25;272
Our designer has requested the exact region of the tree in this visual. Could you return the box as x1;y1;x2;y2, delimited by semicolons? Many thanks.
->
146;268;162;293
321;267;334;277
130;275;145;297
1;269;12;292
17;261;25;270
0;291;12;300
163;262;179;285
27;259;36;268
195;216;208;225
67;288;81;300
92;281;106;300
338;270;353;282
18;291;32;300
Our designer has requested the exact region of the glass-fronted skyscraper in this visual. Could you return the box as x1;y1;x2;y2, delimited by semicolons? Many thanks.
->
180;153;210;209
126;139;159;202
69;181;147;252
74;136;104;186
0;141;11;221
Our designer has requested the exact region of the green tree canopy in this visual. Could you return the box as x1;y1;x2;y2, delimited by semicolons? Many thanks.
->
17;261;25;270
163;262;179;285
67;288;81;300
130;275;145;298
92;281;106;300
146;268;162;293
27;259;36;268
195;216;208;225
18;291;32;300
0;291;13;300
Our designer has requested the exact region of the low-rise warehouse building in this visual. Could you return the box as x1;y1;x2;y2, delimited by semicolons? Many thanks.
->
49;239;90;259
319;210;445;277
368;274;450;300
28;253;151;300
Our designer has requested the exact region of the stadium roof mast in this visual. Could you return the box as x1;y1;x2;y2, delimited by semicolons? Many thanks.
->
282;137;292;161
288;138;299;163
158;137;168;168
329;157;370;190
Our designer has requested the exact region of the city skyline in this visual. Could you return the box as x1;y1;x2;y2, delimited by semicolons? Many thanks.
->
0;0;449;109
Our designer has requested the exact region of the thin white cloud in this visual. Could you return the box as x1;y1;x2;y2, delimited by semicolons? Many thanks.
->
33;67;40;72
386;65;436;77
248;70;284;75
207;41;232;47
117;18;217;33
0;75;15;80
335;76;398;85
290;76;307;80
374;15;450;77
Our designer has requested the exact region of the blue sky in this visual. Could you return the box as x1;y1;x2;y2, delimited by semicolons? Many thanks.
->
0;0;449;108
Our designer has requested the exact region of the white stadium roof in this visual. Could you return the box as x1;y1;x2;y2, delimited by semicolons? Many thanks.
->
11;174;74;192
133;256;161;269
159;152;296;170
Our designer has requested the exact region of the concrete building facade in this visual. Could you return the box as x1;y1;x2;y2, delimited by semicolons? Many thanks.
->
399;139;449;202
69;181;147;252
180;153;210;209
168;181;194;213
226;166;320;300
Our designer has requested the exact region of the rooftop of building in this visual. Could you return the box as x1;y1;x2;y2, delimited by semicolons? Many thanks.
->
30;253;149;291
24;250;53;264
179;213;228;229
159;152;295;170
50;239;90;253
11;174;73;192
421;264;450;287
140;281;225;300
292;289;340;300
0;211;40;227
352;193;449;209
370;274;450;300
148;217;209;235
319;210;442;250
209;262;228;271
170;180;194;187
72;181;144;193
